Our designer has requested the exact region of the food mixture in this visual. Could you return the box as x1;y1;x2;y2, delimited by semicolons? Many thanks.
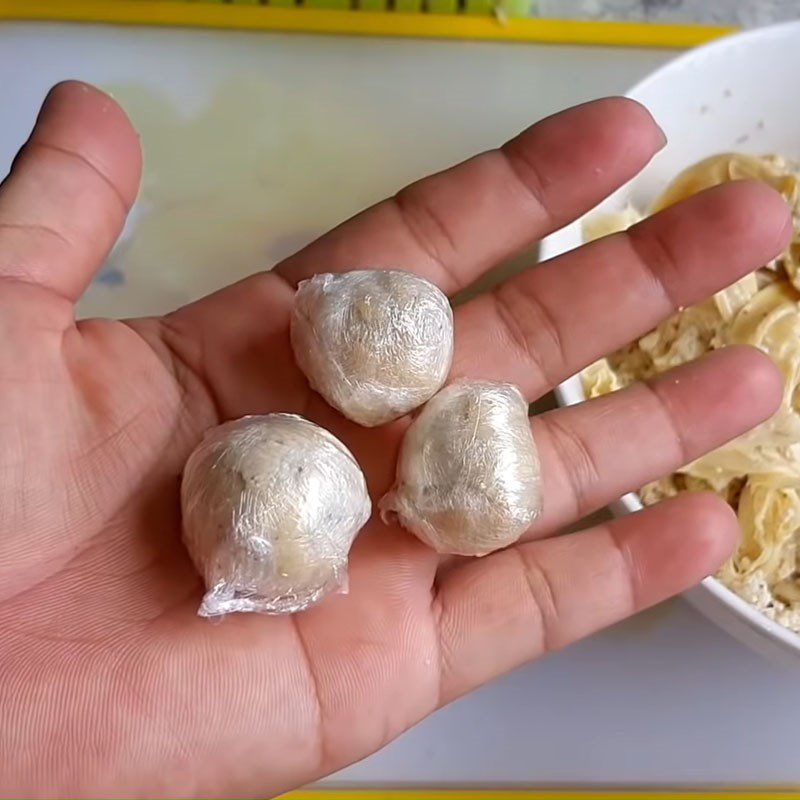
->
381;380;541;557
581;152;800;632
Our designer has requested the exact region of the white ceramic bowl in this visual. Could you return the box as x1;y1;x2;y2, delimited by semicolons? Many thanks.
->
540;21;800;666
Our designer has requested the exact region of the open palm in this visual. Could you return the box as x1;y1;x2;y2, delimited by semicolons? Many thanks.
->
0;82;791;797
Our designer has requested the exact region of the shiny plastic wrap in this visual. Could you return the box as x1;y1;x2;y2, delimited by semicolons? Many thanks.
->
381;380;542;556
181;414;371;617
290;269;454;427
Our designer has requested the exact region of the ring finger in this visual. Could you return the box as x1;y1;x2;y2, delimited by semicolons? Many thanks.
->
524;344;781;542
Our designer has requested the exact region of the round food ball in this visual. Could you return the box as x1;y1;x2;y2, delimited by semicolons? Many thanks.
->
290;269;454;427
181;414;371;616
380;381;541;556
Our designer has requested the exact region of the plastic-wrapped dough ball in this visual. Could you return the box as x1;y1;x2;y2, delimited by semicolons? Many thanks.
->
181;414;371;617
290;269;454;427
381;381;541;557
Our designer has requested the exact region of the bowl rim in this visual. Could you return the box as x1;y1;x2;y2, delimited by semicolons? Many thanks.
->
623;17;800;101
546;19;800;654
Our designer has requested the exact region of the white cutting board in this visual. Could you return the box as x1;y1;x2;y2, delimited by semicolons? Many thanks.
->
0;21;668;319
1;20;798;787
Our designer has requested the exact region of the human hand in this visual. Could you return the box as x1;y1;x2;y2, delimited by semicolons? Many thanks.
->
0;81;790;797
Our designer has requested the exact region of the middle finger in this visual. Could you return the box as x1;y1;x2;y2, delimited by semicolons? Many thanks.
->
453;179;792;399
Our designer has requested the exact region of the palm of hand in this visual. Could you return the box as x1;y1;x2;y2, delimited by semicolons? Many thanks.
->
0;82;791;797
3;271;435;795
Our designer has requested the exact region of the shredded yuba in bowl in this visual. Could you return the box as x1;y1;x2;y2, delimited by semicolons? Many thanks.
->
582;152;800;632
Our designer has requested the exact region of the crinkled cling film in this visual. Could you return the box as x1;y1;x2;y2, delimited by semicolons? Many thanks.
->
381;380;542;556
582;152;800;633
181;414;371;617
290;269;454;427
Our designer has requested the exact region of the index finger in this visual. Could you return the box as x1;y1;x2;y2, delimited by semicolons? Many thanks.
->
276;97;666;294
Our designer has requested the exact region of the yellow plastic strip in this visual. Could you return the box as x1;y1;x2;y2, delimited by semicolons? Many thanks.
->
284;792;800;799
0;0;737;48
